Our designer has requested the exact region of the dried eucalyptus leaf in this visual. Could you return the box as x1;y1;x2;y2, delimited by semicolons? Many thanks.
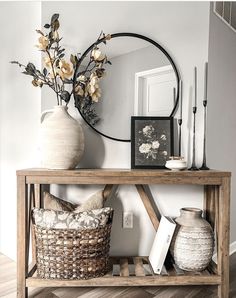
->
36;29;44;35
32;79;38;87
48;31;53;41
70;54;76;66
52;20;60;31
22;71;33;76
25;63;36;75
27;63;36;70
58;48;65;54
43;68;47;76
51;13;59;24
60;90;70;103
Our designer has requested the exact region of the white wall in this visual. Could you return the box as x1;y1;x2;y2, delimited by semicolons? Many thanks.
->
41;2;210;256
0;1;211;260
208;4;236;244
0;2;41;260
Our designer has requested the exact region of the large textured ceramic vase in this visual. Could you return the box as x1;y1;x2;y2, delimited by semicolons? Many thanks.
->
40;105;84;169
171;207;214;271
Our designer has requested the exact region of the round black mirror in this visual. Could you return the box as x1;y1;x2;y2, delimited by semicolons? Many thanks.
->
73;33;180;142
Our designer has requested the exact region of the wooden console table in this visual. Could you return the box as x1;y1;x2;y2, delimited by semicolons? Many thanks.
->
16;169;231;298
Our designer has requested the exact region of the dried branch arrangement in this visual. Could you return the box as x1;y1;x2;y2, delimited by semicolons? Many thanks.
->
11;13;111;124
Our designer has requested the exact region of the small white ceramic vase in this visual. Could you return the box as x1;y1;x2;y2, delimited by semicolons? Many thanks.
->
170;208;214;272
165;159;187;171
40;105;84;169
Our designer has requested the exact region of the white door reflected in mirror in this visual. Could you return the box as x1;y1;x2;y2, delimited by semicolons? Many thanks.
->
134;66;177;116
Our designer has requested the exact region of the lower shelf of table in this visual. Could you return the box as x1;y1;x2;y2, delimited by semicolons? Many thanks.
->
26;256;221;288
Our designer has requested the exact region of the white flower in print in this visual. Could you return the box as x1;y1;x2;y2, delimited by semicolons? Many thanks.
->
139;143;152;154
160;134;167;140
152;140;160;149
142;125;154;136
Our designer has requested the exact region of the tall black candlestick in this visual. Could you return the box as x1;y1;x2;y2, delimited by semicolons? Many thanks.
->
178;118;182;157
188;107;199;171
178;80;183;156
199;101;209;170
189;107;198;171
189;68;199;171
200;62;210;170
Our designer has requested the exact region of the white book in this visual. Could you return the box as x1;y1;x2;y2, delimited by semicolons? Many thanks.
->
149;216;176;274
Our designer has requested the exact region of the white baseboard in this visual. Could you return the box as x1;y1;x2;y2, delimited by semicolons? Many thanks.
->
213;241;236;263
229;241;236;255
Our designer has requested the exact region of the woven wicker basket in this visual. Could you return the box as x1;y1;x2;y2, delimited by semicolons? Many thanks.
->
34;223;112;280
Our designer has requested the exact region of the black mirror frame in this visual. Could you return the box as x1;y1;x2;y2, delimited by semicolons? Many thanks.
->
73;32;181;142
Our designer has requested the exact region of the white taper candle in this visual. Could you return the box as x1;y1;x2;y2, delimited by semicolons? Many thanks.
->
194;66;197;107
173;87;176;106
204;62;208;101
180;80;183;119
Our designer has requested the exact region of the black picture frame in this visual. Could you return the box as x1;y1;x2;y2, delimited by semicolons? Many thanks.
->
131;116;174;169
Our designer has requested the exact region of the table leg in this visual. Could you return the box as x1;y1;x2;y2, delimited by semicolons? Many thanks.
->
203;185;216;230
34;184;41;208
217;178;230;298
29;185;36;266
17;175;28;298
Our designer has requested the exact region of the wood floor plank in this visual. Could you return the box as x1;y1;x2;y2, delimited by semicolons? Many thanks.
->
74;287;127;298
0;279;17;297
52;287;94;298
115;287;154;298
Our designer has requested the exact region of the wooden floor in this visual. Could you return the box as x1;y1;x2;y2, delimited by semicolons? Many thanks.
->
1;253;236;298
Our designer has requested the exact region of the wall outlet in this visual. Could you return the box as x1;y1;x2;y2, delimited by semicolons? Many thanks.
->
123;212;133;229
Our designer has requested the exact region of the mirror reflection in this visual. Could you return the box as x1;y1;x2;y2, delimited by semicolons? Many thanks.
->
76;34;179;141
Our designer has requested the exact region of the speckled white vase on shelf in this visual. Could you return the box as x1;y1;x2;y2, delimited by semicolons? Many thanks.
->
40;105;84;169
170;208;214;272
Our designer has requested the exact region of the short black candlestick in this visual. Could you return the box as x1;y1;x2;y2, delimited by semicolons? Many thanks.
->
199;100;210;170
188;107;199;171
178;118;182;156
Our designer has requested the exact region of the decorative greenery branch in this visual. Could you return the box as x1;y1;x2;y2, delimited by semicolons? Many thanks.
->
11;14;111;124
72;32;112;125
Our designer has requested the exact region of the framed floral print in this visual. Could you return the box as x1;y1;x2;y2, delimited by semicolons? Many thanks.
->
131;116;174;169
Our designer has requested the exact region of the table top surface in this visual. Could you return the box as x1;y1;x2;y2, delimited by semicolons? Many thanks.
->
16;168;231;177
